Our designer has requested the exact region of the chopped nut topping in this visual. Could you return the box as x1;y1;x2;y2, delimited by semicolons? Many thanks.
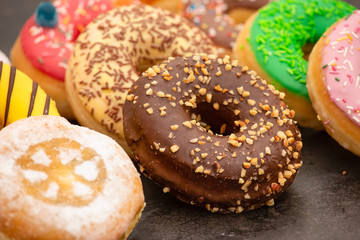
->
225;64;232;71
284;170;293;179
271;182;280;191
188;72;196;82
206;93;212;103
265;147;271;155
277;131;287;139
246;138;254;145
250;158;258;166
157;91;165;97
228;140;240;147
170;144;179;153
278;172;286;186
204;169;211;175
279;92;286;100
201;68;209;75
146;108;154;114
236;206;244;213
147;67;157;77
198;88;207;95
195;166;204;173
242;91;250;98
247;99;256;106
265;199;274;206
146;88;153;96
243;162;251;168
182;121;193;129
170;124;179;131
220;124;227;134
241;180;252;191
249;109;257;116
285;130;293;137
126;94;134;101
295;141;303;151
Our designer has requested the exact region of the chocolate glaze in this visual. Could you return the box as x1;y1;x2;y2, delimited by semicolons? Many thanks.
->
4;66;16;127
124;55;302;213
28;81;38;117
183;0;241;49
223;0;270;10
43;95;50;115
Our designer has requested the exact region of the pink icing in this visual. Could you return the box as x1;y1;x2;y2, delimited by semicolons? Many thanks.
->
322;10;360;126
20;0;113;81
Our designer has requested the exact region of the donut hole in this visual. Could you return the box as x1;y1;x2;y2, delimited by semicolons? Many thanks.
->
301;42;315;61
137;57;159;73
191;102;240;136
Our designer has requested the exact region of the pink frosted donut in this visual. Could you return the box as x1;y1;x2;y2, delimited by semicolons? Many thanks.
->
307;10;360;156
10;0;133;118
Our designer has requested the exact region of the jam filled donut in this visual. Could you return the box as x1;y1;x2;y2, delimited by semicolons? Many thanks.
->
124;54;303;213
307;10;360;157
0;62;59;129
233;0;355;128
11;0;133;118
0;115;144;240
65;4;217;154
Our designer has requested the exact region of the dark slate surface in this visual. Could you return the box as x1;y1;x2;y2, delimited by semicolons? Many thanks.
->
1;1;360;239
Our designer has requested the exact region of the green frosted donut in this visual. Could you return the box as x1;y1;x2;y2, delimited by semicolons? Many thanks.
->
249;0;355;98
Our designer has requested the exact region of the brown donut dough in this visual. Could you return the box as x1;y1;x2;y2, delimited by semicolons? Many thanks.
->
124;54;303;213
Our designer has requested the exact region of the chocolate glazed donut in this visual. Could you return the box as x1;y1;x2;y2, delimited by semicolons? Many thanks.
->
124;55;303;213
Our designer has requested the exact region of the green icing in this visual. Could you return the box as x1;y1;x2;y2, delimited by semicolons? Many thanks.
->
249;0;355;98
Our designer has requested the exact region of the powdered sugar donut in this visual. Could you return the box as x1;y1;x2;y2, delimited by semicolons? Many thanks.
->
0;115;144;239
307;10;360;156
